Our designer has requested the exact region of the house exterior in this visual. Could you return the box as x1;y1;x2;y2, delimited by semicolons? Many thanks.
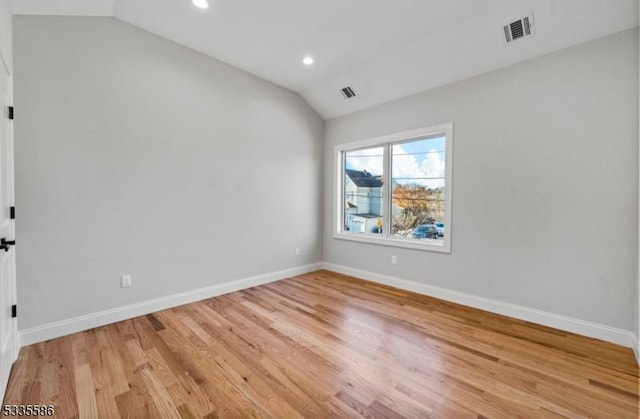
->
344;169;383;233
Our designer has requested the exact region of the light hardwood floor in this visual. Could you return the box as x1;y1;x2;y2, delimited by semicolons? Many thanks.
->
2;270;639;418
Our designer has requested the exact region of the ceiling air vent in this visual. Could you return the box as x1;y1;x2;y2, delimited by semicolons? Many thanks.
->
340;86;356;99
503;13;534;43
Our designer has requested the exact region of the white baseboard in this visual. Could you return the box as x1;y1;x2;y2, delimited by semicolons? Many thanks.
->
19;263;322;347
322;262;636;348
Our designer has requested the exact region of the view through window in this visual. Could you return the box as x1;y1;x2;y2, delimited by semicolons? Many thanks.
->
343;147;384;234
391;137;445;240
337;124;452;252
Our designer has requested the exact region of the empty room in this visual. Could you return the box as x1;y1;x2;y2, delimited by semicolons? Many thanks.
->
0;0;638;417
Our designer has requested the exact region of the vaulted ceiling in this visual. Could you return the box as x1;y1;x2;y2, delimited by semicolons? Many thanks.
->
9;0;639;119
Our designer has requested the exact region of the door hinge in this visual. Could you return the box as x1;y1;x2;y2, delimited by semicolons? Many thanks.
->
7;106;13;120
10;206;14;220
11;305;16;318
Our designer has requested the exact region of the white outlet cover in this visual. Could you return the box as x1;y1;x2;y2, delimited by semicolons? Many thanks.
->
121;274;132;287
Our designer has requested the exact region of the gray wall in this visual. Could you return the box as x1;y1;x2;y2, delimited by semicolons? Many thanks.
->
324;29;639;331
14;17;324;330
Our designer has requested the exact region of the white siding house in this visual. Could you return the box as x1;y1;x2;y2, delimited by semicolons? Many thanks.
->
344;169;383;233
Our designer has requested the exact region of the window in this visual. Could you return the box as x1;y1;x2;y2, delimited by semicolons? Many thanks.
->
335;123;452;252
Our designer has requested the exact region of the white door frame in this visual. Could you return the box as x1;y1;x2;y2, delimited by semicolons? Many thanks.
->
0;41;17;403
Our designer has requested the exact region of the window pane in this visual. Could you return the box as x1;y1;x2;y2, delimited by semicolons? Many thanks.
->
343;147;384;234
391;137;445;241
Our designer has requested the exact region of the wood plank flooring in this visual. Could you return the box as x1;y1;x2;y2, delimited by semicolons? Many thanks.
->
2;270;639;418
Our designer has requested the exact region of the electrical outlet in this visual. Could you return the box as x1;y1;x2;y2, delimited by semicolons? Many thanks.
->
391;255;397;265
121;274;132;288
295;247;300;256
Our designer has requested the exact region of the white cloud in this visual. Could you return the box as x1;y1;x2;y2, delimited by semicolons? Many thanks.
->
345;147;384;175
392;145;445;188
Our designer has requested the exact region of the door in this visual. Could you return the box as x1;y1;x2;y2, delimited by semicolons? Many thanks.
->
0;50;16;401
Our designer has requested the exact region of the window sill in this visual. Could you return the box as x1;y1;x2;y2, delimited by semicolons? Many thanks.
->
333;232;451;253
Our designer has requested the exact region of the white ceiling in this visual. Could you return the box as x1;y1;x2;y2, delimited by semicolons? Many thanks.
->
9;0;640;119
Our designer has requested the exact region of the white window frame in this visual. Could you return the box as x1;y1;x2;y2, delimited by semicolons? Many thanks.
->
334;123;453;253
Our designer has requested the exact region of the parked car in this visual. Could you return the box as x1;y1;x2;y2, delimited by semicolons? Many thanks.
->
434;222;445;237
412;224;439;239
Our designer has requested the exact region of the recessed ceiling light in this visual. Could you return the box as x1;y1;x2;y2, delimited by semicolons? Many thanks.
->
302;56;314;66
192;0;209;9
